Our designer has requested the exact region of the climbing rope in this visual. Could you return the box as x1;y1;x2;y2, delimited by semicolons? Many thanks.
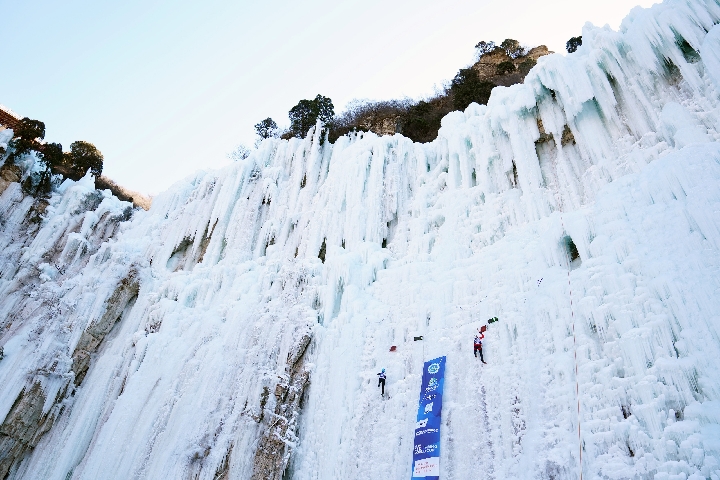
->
560;214;583;480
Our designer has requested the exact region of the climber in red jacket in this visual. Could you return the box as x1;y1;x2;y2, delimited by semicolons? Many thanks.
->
474;331;486;364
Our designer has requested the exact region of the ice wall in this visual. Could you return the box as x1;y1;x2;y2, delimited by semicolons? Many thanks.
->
2;0;720;478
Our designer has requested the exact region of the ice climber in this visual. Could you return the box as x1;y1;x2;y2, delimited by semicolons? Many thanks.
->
474;332;486;364
377;368;386;396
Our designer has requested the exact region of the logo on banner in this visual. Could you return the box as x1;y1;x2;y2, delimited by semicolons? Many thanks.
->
424;402;434;414
415;418;428;429
428;363;440;374
421;393;436;402
425;378;438;392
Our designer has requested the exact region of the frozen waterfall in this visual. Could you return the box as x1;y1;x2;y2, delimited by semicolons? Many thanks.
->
2;0;720;478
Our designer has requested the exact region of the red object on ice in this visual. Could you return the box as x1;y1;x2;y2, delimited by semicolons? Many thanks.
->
480;325;487;333
389;346;397;352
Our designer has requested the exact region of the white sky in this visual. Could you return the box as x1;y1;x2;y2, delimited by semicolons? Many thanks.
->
0;0;655;195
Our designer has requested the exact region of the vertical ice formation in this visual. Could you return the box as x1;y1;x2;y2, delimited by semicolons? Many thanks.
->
2;0;720;478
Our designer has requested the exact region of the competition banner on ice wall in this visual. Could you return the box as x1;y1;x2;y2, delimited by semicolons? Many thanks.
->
411;356;446;479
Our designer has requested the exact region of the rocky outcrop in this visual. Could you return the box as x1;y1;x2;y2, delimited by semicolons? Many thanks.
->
71;272;140;385
472;45;552;87
330;45;554;142
0;382;66;479
357;115;401;137
0;163;21;197
251;332;312;480
0;272;139;478
95;175;151;211
0;106;21;131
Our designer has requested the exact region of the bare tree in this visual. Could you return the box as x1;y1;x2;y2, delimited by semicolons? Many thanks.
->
228;144;251;161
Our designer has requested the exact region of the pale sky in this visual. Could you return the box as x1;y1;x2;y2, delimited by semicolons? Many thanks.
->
0;0;655;195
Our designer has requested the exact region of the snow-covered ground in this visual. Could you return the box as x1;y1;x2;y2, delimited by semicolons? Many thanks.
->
2;0;720;478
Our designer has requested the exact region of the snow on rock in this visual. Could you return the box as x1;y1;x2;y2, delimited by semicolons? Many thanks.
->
2;0;720;478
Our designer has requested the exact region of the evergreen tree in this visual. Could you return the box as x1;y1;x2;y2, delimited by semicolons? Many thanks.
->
14;118;45;141
450;68;496;111
228;144;251;161
474;41;496;58
8;118;45;159
289;94;335;138
500;39;525;58
64;141;103;180
496;61;516;75
254;118;278;140
402;101;436;143
39;142;63;172
566;36;582;53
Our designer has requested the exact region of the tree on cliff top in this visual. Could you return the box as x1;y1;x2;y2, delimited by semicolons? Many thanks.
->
254;118;278;141
475;41;496;59
500;39;525;59
39;142;63;171
13;118;45;142
8;117;45;160
289;95;334;138
450;68;496;111
228;144;251;161
63;141;103;180
566;36;582;53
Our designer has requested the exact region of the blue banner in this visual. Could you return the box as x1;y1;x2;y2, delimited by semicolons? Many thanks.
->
411;356;446;479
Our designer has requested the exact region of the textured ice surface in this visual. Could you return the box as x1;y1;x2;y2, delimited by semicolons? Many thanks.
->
2;0;720;478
